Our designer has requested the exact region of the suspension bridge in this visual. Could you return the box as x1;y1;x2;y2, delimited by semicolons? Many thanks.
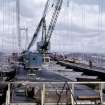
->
0;0;105;105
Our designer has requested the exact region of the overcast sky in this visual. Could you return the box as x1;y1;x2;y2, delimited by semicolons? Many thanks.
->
0;0;105;53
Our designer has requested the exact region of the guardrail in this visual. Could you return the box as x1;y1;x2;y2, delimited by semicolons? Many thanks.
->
4;81;105;105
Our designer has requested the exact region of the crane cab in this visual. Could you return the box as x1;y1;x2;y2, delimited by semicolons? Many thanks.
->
24;52;43;70
24;52;50;70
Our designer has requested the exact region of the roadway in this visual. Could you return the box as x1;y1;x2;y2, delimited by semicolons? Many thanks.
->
57;60;105;80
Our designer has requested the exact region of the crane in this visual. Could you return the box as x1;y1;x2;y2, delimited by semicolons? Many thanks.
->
23;0;63;70
28;0;63;52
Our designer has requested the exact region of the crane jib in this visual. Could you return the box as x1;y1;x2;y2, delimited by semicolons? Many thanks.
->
27;18;44;51
27;0;63;52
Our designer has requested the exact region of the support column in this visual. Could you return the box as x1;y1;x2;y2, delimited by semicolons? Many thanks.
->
100;83;103;104
6;83;10;105
71;83;75;105
41;83;45;105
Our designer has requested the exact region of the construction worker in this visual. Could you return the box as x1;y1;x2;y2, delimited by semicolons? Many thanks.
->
89;60;92;68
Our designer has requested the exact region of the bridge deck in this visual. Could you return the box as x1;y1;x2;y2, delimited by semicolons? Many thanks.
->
57;60;105;79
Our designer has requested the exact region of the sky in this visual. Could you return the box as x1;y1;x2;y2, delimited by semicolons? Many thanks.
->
0;0;105;53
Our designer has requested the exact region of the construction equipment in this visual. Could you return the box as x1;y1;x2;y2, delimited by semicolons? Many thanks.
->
22;0;63;69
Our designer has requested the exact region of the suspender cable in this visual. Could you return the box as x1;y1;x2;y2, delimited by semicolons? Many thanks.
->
82;4;86;59
2;0;4;49
12;1;15;51
81;2;84;54
100;0;103;34
82;5;85;28
11;0;15;51
16;0;21;51
66;0;70;51
70;0;73;43
12;1;17;51
98;0;101;34
100;0;103;65
97;0;103;64
9;0;11;49
1;0;3;49
2;0;6;50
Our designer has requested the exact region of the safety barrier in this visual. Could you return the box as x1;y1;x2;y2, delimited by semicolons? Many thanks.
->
3;81;105;105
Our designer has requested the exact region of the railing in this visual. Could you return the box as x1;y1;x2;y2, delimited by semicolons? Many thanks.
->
4;81;105;105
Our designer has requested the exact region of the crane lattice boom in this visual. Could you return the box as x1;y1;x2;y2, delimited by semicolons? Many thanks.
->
27;0;63;53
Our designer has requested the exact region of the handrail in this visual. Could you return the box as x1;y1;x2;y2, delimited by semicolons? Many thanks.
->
4;81;105;105
1;81;105;84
